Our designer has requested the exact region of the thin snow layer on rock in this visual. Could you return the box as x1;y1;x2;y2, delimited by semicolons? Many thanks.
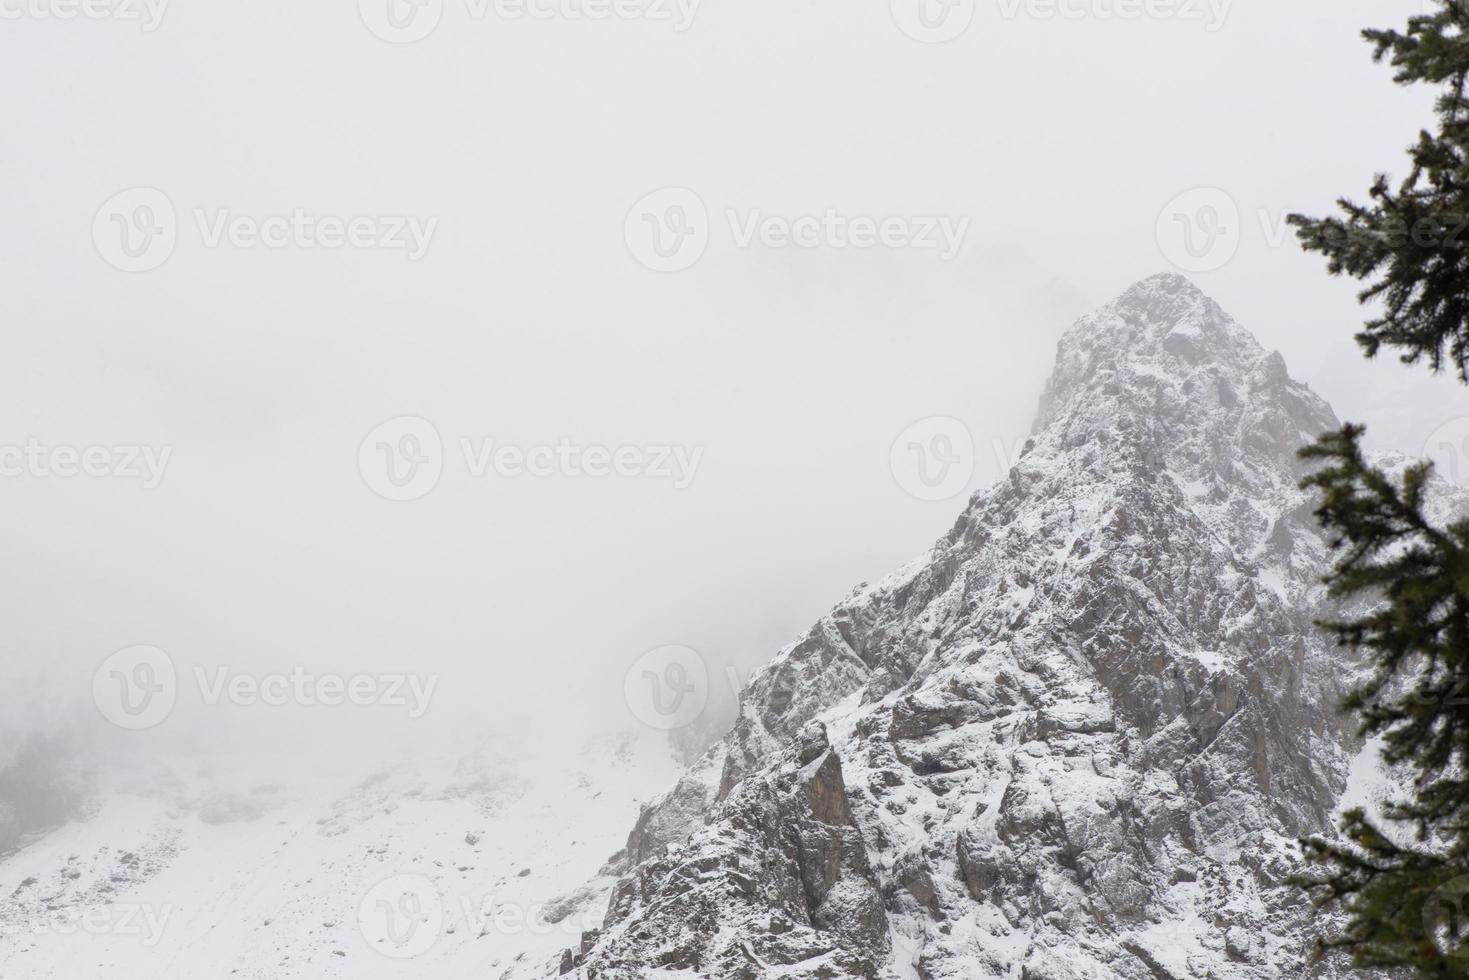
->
555;274;1425;979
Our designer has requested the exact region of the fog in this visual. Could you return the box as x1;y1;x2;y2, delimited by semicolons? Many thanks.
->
1;0;1462;777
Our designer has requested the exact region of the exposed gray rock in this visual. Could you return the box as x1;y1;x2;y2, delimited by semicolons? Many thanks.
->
587;721;887;979
556;274;1459;978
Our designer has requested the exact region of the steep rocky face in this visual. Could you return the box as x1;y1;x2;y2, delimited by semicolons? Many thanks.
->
571;722;889;979
562;275;1406;978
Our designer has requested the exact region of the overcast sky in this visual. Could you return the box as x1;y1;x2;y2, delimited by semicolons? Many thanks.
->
2;0;1462;768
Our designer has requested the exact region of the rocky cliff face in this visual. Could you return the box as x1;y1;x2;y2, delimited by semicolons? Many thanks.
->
554;274;1422;979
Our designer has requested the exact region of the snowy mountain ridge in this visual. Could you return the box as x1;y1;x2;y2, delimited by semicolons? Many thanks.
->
539;274;1421;979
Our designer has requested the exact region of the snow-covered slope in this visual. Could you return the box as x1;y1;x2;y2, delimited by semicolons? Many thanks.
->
538;274;1459;979
0;731;680;980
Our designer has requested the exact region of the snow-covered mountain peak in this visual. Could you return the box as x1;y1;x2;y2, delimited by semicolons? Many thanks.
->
1004;275;1341;576
547;277;1369;980
1037;273;1336;458
1056;271;1244;366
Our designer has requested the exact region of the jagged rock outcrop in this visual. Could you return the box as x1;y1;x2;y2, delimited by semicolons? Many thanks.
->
556;274;1456;978
575;721;887;979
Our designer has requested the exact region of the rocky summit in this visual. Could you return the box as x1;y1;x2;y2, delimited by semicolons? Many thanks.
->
541;274;1440;979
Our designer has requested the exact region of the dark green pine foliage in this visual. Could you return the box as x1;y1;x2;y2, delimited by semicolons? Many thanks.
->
1295;427;1469;974
1291;3;1469;973
1289;1;1469;381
